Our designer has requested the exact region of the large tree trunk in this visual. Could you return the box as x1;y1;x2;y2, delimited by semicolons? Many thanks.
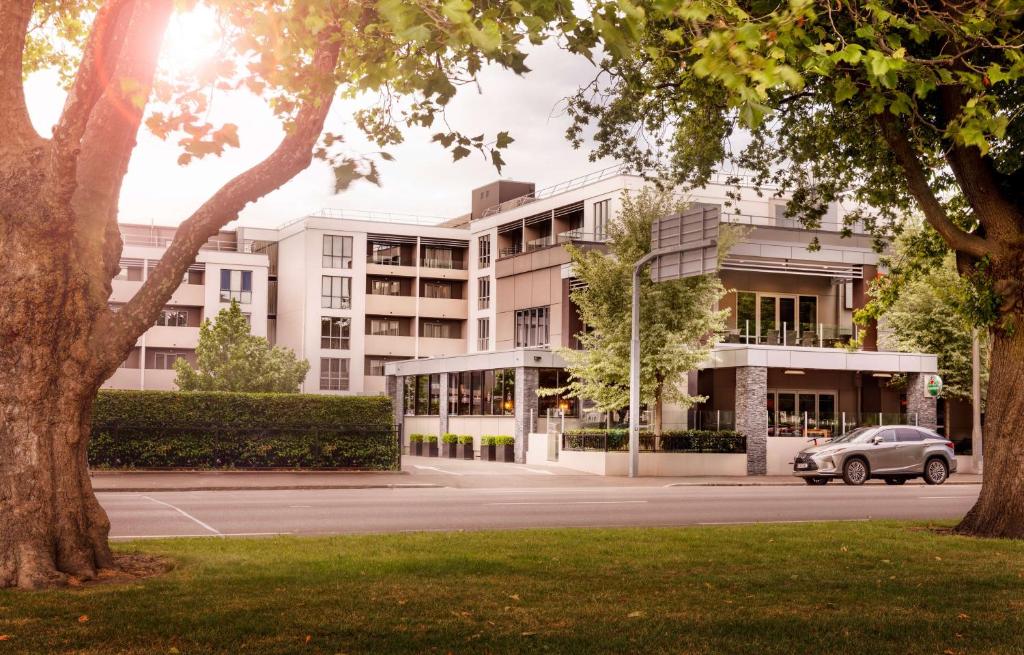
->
956;326;1024;537
0;208;116;589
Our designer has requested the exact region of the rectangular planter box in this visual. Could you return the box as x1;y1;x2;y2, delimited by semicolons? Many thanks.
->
424;442;439;457
456;443;475;460
481;444;515;462
410;441;422;456
441;443;458;458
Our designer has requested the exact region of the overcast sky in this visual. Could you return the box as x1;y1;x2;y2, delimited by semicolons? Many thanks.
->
24;31;611;229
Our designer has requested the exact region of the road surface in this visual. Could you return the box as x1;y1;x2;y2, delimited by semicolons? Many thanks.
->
100;481;980;540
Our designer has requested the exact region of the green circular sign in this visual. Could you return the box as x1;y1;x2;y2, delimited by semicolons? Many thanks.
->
925;374;943;397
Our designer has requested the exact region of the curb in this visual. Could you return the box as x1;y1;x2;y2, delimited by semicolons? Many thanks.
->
94;483;443;493
664;480;982;487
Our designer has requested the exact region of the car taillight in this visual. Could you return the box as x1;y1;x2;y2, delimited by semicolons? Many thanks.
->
945;441;954;449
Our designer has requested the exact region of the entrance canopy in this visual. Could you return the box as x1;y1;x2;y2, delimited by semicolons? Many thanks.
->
704;344;938;374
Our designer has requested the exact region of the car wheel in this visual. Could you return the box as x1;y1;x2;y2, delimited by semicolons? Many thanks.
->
884;478;907;485
924;458;949;485
804;477;829;486
842;458;869;485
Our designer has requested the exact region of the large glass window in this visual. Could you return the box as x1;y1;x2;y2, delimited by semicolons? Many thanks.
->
423;280;455;299
538;368;578;417
404;376;416;414
515;307;549;347
319;358;350;390
219;269;252;303
322;235;353;269
155;308;190;327
321;276;351;309
477;317;490;351
320;316;351;349
423;247;455;269
369;318;400;336
737;292;756;342
799;295;818;334
421;321;459;339
369;278;403;296
594;199;610;241
371;243;403;265
478;235;491;267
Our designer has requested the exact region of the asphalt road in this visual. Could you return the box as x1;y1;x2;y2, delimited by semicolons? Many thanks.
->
100;482;980;540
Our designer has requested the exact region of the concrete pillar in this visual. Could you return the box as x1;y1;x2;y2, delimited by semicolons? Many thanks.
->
906;373;938;430
735;366;768;475
514;367;539;464
387;375;404;451
438;372;450;436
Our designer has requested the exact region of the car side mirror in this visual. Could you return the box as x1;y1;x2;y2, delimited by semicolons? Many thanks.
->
872;435;884;445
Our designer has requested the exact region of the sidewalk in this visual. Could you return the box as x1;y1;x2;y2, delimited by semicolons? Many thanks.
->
90;465;983;492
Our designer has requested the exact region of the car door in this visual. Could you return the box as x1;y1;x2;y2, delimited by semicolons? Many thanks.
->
895;428;928;472
866;429;899;473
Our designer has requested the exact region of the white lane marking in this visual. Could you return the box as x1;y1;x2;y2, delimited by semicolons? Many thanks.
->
141;495;222;536
919;496;968;499
412;465;464;476
288;505;313;508
486;500;649;506
110;532;291;540
519;467;556;475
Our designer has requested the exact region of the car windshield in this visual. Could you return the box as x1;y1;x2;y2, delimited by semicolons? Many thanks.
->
828;428;874;444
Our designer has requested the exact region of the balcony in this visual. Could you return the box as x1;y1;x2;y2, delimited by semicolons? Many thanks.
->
102;368;142;390
366;258;418;278
418;337;467;358
144;326;201;349
169;283;205;306
364;334;416;357
419;262;469;280
557;229;608;244
418;297;468;319
721;324;856;349
142;368;178;391
110;279;143;302
365;294;417;316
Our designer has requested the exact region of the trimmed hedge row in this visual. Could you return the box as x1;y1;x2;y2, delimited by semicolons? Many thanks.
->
481;435;514;446
89;390;398;470
562;428;745;453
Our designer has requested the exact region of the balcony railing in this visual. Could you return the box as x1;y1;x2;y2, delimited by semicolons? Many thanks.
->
557;229;609;243
720;323;856;348
122;234;253;252
367;255;413;267
526;234;557;251
498;244;523;259
420;258;466;270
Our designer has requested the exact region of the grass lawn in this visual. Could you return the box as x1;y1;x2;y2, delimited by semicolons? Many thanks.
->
2;521;1024;654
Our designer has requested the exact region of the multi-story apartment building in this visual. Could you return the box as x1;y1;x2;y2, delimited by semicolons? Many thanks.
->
108;167;964;474
103;224;270;391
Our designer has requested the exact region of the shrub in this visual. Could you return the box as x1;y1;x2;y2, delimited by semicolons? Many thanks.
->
424;435;438;444
456;435;473;445
560;428;743;453
89;390;397;470
482;435;514;446
408;434;425;443
442;433;459;444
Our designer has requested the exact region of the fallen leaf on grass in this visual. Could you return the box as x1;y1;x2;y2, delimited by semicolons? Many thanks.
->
521;632;537;636
304;635;312;644
0;635;11;641
627;611;645;618
957;613;970;620
78;616;89;623
509;594;520;601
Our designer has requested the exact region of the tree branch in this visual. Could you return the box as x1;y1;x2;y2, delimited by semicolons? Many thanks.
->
875;112;990;258
101;34;342;362
48;0;136;193
0;0;41;150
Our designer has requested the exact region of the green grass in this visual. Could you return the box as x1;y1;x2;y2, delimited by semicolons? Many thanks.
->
3;522;1024;654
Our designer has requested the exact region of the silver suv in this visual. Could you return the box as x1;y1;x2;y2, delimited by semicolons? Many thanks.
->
793;425;957;486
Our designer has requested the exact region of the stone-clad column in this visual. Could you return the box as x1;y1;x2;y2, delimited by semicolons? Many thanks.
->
387;375;405;452
514;367;539;464
906;373;938;430
735;366;768;475
438;372;450;437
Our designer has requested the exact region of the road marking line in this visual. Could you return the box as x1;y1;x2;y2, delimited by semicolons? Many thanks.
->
519;467;556;475
142;496;222;536
918;496;966;499
412;465;464;476
288;505;313;508
110;532;291;540
486;500;649;506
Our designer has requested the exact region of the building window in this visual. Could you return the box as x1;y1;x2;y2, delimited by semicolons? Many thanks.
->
366;357;398;376
371;242;403;265
115;265;144;281
319;357;350;391
150;350;186;370
404;373;449;416
478;235;491;267
594;199;610;241
477;317;490;351
422;280;456;299
422;246;455;269
421;321;459;339
321;316;351;349
322;235;353;269
155;308;189;327
451;368;515;416
369;317;400;336
538;368;578;417
219;269;252;303
321;276;351;309
369;277;403;296
477;276;490;309
515;307;549;347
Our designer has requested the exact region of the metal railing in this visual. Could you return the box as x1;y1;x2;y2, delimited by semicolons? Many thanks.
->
281;208;448;230
420;258;466;270
482;164;632;217
526;234;557;251
121;235;253;252
721;322;856;348
558;229;609;243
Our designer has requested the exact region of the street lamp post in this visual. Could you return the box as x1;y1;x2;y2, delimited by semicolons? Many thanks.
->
628;245;699;478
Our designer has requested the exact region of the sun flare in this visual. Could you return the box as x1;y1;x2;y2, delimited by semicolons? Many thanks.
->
159;7;223;76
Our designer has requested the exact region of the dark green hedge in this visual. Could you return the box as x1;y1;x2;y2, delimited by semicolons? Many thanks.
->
89;390;398;470
562;428;745;453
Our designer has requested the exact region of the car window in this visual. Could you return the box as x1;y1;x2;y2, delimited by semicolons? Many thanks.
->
896;428;923;442
876;430;897;443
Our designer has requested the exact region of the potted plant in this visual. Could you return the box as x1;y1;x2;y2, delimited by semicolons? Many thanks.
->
441;433;459;458
408;433;424;456
481;435;515;462
456;435;474;460
423;435;439;457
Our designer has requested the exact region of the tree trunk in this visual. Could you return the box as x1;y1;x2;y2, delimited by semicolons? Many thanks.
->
0;201;116;589
956;326;1024;537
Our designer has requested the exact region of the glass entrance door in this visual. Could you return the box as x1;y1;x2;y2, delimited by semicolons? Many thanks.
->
767;390;838;437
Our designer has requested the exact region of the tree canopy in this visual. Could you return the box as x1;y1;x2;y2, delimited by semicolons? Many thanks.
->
174;301;309;393
548;188;727;432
